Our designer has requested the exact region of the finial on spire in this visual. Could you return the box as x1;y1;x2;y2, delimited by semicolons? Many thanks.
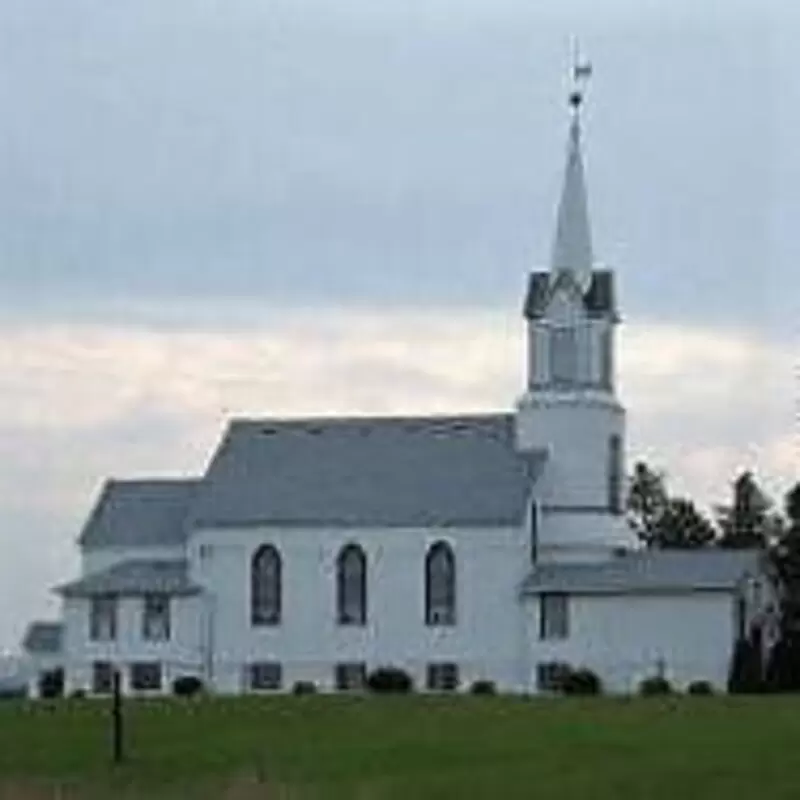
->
569;38;593;115
550;43;594;288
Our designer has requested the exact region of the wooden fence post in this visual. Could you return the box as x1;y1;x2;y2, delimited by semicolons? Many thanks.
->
112;667;124;764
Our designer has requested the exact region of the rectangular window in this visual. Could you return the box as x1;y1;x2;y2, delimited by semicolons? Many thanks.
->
89;595;117;641
249;662;283;691
540;593;569;640
130;662;162;692
536;662;569;692
142;594;171;641
550;327;577;386
92;661;114;695
426;663;460;692
530;500;540;564
334;662;367;691
608;435;623;514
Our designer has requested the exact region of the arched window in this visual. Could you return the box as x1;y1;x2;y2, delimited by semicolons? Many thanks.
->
336;544;367;626
251;545;282;626
425;541;456;626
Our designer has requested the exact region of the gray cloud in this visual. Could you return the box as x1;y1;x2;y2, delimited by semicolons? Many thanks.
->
0;1;791;333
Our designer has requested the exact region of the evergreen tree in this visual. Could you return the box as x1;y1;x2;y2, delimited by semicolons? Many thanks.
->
716;471;772;550
657;497;716;549
765;482;800;691
626;462;715;549
728;635;765;694
626;461;668;548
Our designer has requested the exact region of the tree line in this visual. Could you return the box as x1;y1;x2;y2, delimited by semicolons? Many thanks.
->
627;462;800;691
626;463;794;551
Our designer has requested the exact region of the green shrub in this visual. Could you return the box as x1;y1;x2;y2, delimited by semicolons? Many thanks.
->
292;681;317;696
366;667;414;694
765;633;800;692
639;676;673;696
561;667;603;696
172;676;204;697
687;680;714;696
728;636;765;694
38;668;64;699
470;680;497;695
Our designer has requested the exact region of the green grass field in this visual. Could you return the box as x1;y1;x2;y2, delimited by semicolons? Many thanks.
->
1;695;799;799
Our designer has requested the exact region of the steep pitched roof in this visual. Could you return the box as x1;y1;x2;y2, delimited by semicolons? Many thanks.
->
54;559;200;597
78;479;200;549
189;414;543;529
21;622;63;654
521;549;763;596
551;115;593;287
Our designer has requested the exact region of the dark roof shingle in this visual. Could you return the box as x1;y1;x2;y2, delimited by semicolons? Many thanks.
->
189;414;543;529
22;622;63;654
521;549;763;596
54;559;200;597
78;479;199;549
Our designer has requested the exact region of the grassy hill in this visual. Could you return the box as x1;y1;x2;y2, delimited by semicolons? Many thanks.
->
0;694;798;798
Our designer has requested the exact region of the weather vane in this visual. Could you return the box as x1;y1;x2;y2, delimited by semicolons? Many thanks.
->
569;39;593;113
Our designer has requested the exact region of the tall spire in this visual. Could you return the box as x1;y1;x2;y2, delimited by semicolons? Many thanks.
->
550;49;594;289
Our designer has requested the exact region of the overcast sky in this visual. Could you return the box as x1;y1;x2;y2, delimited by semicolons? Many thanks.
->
0;0;797;651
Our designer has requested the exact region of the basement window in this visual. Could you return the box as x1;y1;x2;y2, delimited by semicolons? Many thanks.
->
335;662;367;691
427;663;459;692
249;662;283;691
130;662;163;692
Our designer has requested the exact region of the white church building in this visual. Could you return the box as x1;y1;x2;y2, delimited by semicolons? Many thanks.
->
21;79;768;697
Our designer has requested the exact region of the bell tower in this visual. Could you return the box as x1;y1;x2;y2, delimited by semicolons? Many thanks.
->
516;56;633;562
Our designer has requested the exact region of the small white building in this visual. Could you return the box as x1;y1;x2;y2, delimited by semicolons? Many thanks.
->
21;82;770;697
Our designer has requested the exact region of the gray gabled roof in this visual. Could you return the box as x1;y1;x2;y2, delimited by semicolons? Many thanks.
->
54;559;200;598
521;549;763;596
523;269;616;320
189;414;543;529
21;622;63;654
78;479;200;549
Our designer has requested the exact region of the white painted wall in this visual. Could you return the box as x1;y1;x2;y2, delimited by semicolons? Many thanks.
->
61;594;203;695
516;392;631;560
188;524;532;694
524;591;738;693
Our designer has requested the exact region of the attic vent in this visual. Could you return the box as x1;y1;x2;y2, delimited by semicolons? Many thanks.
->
449;423;471;433
261;428;278;436
305;426;324;435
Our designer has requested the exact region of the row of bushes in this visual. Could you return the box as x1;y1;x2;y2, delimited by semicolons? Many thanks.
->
172;668;714;698
35;666;720;700
38;668;720;700
542;665;713;697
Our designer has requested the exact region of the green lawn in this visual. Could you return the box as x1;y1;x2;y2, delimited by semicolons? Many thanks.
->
0;695;798;798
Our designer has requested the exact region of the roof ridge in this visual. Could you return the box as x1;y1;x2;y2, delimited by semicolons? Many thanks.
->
228;412;513;427
104;477;202;488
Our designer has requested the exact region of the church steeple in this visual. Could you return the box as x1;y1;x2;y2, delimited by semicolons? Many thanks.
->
550;57;593;290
